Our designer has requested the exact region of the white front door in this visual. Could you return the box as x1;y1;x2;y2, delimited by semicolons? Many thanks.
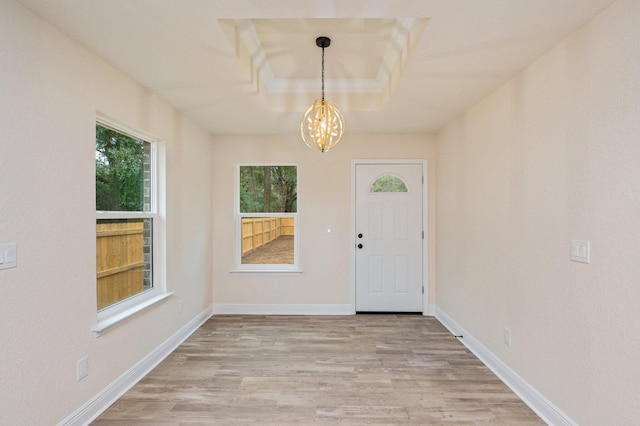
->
355;163;424;312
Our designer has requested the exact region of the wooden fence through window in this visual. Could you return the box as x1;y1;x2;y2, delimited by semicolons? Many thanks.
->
241;217;294;255
96;221;145;310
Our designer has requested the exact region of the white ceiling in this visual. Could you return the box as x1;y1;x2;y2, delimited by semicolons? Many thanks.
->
19;0;614;135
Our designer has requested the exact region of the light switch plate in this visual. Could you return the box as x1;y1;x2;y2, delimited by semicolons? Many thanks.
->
0;243;17;270
503;328;512;347
570;240;590;264
77;357;88;381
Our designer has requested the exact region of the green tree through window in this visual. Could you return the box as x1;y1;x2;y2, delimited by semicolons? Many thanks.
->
240;166;297;213
96;125;147;211
370;175;408;193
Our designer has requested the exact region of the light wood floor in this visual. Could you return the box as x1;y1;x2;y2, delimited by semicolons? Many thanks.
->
92;315;543;425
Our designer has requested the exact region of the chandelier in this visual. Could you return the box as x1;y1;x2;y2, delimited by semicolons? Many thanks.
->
301;36;346;153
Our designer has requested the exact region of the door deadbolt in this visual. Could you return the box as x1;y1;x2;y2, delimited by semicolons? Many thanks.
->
357;233;363;238
357;244;363;249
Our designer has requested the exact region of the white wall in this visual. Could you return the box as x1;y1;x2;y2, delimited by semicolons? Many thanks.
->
211;134;436;311
11;0;638;422
436;0;640;424
0;1;213;424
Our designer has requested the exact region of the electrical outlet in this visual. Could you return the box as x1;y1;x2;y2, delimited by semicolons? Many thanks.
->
77;357;88;381
503;328;512;347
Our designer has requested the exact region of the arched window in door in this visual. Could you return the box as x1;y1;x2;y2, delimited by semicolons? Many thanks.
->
370;175;409;193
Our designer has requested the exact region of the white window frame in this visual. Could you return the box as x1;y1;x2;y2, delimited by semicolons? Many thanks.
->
234;163;300;273
93;115;170;335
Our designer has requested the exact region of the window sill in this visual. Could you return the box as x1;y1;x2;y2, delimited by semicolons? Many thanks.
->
92;292;174;337
230;269;303;275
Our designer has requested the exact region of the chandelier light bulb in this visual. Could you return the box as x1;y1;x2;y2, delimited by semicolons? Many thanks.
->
301;99;346;153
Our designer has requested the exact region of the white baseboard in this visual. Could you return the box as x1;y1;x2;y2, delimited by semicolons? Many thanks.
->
213;303;435;316
213;303;353;315
434;307;577;426
212;304;436;316
58;305;214;426
423;304;436;316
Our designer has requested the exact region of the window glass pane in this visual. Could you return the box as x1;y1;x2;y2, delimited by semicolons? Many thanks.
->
96;124;151;212
96;218;153;310
370;175;408;193
241;217;295;264
240;166;297;213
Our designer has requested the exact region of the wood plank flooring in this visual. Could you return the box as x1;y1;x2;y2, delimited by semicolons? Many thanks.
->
92;315;543;425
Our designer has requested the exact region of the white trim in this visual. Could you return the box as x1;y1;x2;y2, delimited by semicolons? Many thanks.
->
95;211;155;219
91;292;174;336
234;164;299;272
434;307;577;426
230;269;302;275
351;159;429;314
96;113;160;144
59;305;214;426
423;304;436;316
95;115;167;326
232;18;417;95
213;304;353;316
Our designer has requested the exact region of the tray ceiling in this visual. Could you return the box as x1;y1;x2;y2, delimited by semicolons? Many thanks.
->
18;0;615;135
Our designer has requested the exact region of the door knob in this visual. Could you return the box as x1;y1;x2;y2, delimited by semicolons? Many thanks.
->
357;244;363;249
357;233;363;238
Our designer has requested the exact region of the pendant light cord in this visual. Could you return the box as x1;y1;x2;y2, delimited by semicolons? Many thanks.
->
321;46;325;102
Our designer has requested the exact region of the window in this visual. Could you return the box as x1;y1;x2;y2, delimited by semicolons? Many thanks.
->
370;175;408;193
236;165;298;271
95;120;161;316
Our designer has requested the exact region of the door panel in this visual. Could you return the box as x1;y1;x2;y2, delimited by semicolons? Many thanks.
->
355;163;423;312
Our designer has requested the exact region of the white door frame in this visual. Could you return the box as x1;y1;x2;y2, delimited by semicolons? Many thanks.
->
350;159;429;315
